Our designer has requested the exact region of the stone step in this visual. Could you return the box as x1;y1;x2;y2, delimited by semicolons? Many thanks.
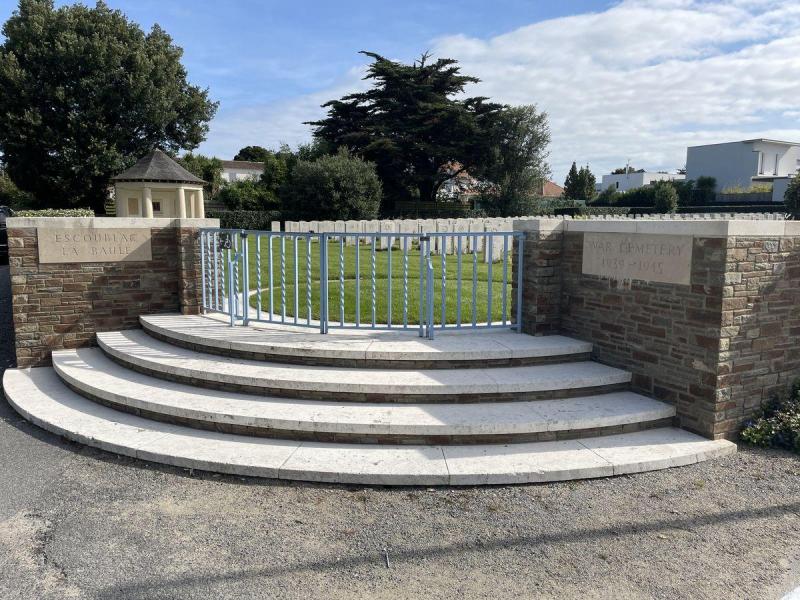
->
53;348;675;444
140;314;593;368
3;367;737;486
97;329;631;402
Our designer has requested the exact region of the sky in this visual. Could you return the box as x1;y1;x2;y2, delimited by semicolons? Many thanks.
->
3;0;800;183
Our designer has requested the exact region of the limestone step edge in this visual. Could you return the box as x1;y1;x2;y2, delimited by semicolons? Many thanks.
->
139;314;594;368
3;367;737;486
96;329;632;402
52;348;676;442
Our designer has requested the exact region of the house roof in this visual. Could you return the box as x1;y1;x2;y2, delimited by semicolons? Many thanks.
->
220;160;265;171
688;138;800;148
112;149;205;184
741;138;800;146
541;180;564;197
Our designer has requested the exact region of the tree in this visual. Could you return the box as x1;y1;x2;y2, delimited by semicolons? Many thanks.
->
178;154;223;199
654;181;678;213
785;175;800;217
694;176;716;205
234;146;271;163
612;166;636;174
217;179;279;211
0;169;33;209
308;51;501;212
285;149;381;220
578;165;596;201
0;0;217;211
596;186;621;205
480;105;551;216
563;162;581;199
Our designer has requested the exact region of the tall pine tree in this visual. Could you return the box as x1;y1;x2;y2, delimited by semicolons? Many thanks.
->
563;162;580;199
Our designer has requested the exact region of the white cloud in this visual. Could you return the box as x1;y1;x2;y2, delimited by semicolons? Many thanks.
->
200;0;800;182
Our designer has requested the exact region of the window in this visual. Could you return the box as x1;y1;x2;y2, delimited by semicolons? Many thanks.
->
615;181;619;189
152;201;161;212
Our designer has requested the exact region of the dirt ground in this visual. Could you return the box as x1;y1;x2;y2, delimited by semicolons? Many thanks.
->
1;265;799;600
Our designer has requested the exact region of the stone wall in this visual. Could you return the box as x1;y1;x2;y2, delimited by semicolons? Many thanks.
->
8;217;216;368
560;231;728;437
514;218;800;439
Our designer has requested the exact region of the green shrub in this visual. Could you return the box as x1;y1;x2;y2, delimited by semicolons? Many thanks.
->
722;183;772;194
694;176;716;205
741;380;800;453
0;172;36;209
285;150;381;221
596;186;622;205
217;180;279;211
14;208;94;217
206;210;282;231
784;175;800;218
653;182;678;213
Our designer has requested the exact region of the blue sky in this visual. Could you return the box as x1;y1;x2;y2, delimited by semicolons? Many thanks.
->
2;0;800;182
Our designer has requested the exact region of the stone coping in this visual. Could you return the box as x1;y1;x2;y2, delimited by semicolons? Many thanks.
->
513;218;800;237
6;216;219;229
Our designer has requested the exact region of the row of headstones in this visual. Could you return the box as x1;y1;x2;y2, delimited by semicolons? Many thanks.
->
514;212;785;221
274;218;515;259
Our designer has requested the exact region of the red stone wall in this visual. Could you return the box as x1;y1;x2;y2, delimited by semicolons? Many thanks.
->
8;224;205;367
555;230;800;439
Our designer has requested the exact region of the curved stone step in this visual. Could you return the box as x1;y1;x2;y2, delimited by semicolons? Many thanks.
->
3;367;737;486
53;348;674;443
140;314;593;368
97;329;631;402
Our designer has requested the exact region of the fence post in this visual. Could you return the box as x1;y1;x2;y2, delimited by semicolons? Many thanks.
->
241;231;249;326
515;234;524;333
320;233;328;334
228;258;235;327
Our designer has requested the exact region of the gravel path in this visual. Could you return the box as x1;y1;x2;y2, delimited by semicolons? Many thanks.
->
0;264;799;599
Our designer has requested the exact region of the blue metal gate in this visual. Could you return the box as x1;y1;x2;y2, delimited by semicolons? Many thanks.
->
200;228;523;339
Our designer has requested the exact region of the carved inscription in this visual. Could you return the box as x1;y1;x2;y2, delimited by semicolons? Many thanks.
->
37;228;152;263
582;232;692;285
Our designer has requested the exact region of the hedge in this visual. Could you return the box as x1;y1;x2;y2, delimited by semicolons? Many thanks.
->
206;210;283;231
14;208;94;217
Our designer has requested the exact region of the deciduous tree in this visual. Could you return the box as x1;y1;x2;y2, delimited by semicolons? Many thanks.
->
0;0;217;211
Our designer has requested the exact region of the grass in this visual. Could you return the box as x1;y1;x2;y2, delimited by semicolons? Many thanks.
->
216;237;515;325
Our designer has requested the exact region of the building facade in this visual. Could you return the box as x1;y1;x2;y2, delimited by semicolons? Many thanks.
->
685;139;800;200
220;160;264;183
598;171;685;193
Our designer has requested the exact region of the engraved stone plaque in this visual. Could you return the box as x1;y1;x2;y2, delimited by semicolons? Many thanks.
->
37;228;152;263
581;232;692;285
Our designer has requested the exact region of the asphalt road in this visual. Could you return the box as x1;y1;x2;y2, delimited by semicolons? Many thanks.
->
0;264;799;600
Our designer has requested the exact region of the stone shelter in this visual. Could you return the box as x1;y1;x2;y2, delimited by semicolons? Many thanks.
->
112;149;206;219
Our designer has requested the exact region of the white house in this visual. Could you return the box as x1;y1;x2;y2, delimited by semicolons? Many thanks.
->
220;160;263;183
597;171;684;193
685;139;800;201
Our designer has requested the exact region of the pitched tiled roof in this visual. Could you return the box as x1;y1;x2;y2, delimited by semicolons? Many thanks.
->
220;160;264;170
112;149;205;184
541;180;564;197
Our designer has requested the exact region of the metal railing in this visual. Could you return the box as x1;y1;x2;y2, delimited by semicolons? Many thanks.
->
200;229;524;339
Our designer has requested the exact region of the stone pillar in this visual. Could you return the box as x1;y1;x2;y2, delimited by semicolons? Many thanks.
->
195;190;205;218
143;186;154;218
177;187;187;219
512;219;564;336
178;226;204;315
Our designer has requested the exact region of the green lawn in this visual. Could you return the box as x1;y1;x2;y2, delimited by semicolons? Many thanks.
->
223;237;515;325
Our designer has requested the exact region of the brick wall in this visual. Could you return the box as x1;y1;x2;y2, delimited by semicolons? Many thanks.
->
8;218;215;368
514;219;800;440
717;236;800;435
560;231;728;437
